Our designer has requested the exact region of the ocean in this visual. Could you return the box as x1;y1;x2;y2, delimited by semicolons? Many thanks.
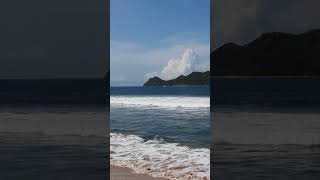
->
110;86;210;179
0;79;108;180
212;77;320;180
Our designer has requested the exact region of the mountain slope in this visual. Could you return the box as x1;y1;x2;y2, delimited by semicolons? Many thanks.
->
144;71;210;86
212;29;320;76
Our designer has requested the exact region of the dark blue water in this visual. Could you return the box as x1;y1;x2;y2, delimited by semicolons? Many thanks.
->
212;77;320;180
111;86;210;148
212;77;320;112
0;79;107;108
0;79;108;180
111;85;209;97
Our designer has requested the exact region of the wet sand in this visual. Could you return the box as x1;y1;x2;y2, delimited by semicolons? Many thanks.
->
111;166;168;180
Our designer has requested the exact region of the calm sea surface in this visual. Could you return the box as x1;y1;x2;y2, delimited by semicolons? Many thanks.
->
0;79;108;180
212;77;320;180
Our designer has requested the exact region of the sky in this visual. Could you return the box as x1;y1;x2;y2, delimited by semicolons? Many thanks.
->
111;0;210;86
212;0;320;50
3;0;318;80
0;0;108;79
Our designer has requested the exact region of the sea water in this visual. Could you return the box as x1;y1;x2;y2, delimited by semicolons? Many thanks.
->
212;77;320;180
111;86;210;179
0;79;108;180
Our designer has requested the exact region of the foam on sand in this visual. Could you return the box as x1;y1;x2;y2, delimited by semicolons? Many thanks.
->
111;133;210;180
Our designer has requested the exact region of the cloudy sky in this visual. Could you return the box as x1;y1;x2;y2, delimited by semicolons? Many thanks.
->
111;0;210;86
0;0;108;79
212;0;320;50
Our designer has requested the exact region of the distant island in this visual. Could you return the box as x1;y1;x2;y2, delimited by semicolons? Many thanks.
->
144;71;210;86
212;29;320;76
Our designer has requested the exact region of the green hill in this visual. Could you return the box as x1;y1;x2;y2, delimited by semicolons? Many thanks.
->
144;71;210;86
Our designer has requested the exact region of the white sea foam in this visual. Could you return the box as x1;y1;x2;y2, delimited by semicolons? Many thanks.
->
110;133;210;180
111;96;210;109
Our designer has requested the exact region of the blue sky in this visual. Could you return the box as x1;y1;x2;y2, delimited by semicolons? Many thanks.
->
111;0;210;86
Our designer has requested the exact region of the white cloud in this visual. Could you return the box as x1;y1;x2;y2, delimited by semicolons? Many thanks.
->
146;48;209;80
111;33;210;84
159;49;198;80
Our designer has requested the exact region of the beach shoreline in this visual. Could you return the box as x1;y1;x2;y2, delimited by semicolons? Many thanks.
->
111;166;168;180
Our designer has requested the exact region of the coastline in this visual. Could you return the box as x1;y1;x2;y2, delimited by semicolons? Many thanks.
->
111;166;168;180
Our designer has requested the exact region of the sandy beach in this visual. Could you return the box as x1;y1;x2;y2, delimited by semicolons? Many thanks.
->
111;166;167;180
